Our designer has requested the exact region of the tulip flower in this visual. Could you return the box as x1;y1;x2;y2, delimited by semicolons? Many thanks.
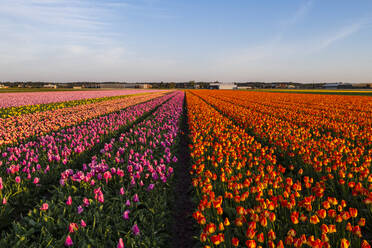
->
340;239;350;248
132;224;140;236
15;176;21;184
33;177;40;184
123;210;130;220
77;205;84;214
65;235;73;247
133;194;139;203
117;238;125;248
232;237;239;247
68;223;78;233
120;187;125;195
40;203;48;211
66;196;72;206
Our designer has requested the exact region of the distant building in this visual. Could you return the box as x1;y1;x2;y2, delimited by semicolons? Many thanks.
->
352;83;372;89
44;84;57;89
323;83;352;89
73;86;82;89
138;84;151;89
236;86;252;90
209;83;236;90
0;84;9;89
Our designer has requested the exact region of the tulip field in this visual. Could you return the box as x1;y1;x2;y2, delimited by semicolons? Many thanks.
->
187;90;371;248
0;89;371;247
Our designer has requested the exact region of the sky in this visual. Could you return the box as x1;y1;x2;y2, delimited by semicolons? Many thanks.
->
0;0;371;83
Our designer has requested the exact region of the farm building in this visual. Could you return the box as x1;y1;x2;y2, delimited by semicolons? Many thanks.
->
323;83;352;89
236;86;252;90
43;84;57;89
209;83;237;90
138;84;151;89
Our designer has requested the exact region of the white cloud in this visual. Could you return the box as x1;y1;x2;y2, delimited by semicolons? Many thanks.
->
316;21;366;50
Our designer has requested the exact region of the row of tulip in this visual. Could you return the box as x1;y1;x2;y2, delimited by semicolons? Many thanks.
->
0;91;184;247
0;91;156;119
191;90;371;205
0;92;166;146
0;89;161;108
206;90;371;146
186;91;371;248
0;92;175;230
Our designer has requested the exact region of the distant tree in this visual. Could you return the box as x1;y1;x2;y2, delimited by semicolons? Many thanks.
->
199;82;209;89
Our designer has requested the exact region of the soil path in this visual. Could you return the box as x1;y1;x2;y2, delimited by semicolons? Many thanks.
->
171;95;196;248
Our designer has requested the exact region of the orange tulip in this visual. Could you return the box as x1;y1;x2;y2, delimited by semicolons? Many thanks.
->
340;239;350;248
349;207;358;218
268;229;276;240
232;237;239;247
310;215;320;224
361;240;371;248
246;240;257;248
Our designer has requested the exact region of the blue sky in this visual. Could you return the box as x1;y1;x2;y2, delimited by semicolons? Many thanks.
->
0;0;371;82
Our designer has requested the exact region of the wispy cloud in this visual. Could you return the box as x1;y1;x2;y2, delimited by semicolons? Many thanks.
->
0;0;130;69
218;0;313;64
0;0;180;81
280;0;313;31
315;20;367;50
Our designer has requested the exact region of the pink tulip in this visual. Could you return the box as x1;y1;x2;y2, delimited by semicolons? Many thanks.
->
133;194;139;203
15;176;21;183
81;219;86;227
2;197;7;205
117;238;125;248
119;187;125;195
40;203;48;211
65;235;73;246
83;197;90;206
98;194;104;203
123;210;130;220
104;171;112;184
33;177;40;184
132;224;140;236
66;196;72;206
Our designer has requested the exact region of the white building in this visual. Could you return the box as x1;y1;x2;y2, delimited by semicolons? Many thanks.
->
209;83;236;90
44;84;57;89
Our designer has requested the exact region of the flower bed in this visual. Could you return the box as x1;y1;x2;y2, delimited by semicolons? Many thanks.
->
187;91;371;248
1;91;184;247
0;92;166;146
0;92;175;230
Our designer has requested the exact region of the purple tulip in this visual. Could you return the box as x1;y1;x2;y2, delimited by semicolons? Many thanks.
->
147;184;155;191
77;205;84;214
132;224;140;236
123;210;130;220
